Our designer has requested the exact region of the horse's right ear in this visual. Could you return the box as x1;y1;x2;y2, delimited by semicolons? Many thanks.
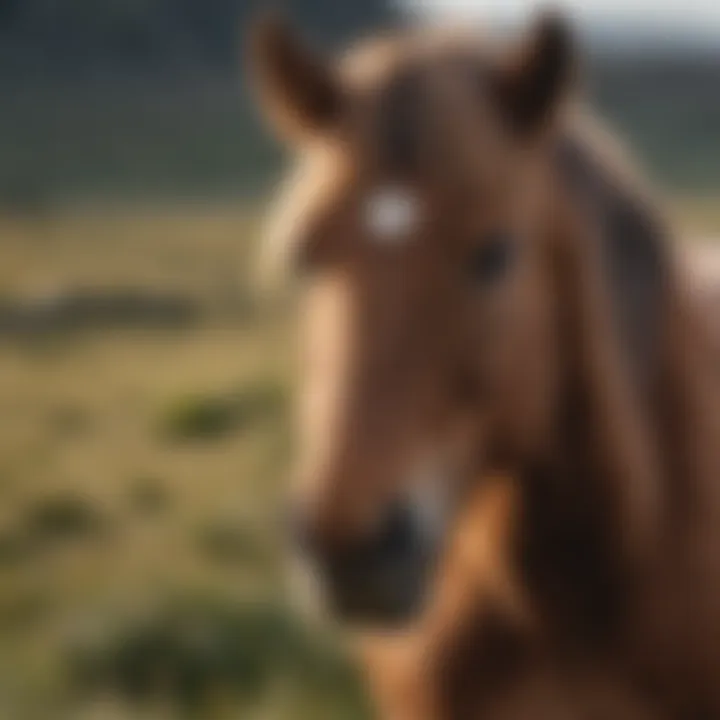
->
493;12;575;135
246;13;342;143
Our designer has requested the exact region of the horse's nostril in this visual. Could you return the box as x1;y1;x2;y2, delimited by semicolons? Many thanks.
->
364;503;416;561
287;500;434;625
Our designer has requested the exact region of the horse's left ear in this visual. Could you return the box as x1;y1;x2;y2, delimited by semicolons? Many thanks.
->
246;12;342;143
493;12;575;134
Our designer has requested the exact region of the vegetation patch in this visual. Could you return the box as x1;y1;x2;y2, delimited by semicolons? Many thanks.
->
67;597;370;717
23;492;109;544
158;380;287;442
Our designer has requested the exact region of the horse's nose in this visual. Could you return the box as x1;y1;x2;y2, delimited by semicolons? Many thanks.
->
286;501;436;626
287;499;412;562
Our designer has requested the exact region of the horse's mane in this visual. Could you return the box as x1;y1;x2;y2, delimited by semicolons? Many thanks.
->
552;111;720;537
555;122;670;394
431;115;720;718
514;114;677;626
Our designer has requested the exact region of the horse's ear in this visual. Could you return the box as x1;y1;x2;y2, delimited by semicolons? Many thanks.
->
493;12;575;134
246;12;342;142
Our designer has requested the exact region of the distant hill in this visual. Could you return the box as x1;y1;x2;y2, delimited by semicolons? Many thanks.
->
0;1;715;201
0;0;397;83
587;49;720;189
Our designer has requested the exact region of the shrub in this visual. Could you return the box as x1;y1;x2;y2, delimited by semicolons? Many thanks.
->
67;597;370;717
158;380;286;442
24;492;107;543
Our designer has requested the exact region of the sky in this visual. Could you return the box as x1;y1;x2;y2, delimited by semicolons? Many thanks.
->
405;0;720;46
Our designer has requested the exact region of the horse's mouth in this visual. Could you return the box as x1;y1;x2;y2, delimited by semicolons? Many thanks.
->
298;466;458;630
322;514;441;628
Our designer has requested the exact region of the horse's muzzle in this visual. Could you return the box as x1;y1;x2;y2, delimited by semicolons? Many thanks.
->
289;502;440;627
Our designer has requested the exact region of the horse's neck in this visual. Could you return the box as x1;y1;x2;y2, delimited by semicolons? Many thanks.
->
518;133;720;640
653;270;720;534
554;153;720;543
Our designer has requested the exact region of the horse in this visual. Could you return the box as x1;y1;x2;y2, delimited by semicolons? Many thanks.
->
248;11;720;719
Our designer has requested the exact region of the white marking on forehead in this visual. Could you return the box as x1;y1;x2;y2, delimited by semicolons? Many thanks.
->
364;186;421;244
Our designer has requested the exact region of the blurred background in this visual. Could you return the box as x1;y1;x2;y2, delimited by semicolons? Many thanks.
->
0;1;716;718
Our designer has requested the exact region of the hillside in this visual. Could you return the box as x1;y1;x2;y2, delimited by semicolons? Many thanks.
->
0;1;715;201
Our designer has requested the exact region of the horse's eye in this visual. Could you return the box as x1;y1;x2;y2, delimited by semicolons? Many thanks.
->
467;233;514;284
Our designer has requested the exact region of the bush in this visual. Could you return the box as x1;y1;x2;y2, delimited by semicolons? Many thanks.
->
158;380;286;442
67;597;370;717
24;492;108;543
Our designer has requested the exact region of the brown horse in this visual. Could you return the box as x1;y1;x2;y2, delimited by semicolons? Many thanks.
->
248;11;720;719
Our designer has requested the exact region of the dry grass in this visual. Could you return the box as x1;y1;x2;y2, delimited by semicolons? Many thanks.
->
0;204;368;720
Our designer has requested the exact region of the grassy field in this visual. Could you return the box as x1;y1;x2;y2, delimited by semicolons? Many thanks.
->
0;198;717;719
0;205;373;720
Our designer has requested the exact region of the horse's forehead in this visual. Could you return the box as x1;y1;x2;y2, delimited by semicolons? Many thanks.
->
341;36;505;203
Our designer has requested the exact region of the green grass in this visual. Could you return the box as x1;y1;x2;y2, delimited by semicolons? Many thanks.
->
158;380;286;442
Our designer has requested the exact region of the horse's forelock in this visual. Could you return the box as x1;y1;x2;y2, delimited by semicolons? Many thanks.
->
375;64;427;179
256;142;349;291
